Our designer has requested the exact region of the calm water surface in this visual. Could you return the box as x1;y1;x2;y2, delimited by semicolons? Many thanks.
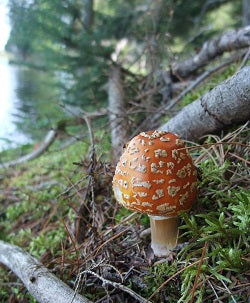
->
0;55;30;151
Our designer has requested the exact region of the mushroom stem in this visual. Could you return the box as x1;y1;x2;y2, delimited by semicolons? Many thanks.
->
149;216;179;257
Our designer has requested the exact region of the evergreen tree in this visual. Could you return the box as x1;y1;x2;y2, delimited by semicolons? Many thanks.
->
6;0;242;110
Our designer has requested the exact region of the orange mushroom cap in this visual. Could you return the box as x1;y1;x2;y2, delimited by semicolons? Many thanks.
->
112;130;198;217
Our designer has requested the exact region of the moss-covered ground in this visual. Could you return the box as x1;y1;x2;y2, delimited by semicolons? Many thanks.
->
0;69;249;302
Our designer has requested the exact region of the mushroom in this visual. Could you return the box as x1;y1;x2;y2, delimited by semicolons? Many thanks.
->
112;130;198;257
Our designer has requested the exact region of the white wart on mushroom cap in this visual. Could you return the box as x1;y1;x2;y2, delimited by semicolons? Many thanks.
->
112;130;198;217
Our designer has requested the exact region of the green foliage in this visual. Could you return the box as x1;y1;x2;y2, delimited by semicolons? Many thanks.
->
6;200;37;221
143;261;179;300
0;143;33;162
0;139;91;299
140;214;150;227
115;207;133;224
143;145;249;302
228;191;250;232
16;225;66;258
178;180;249;301
6;0;242;119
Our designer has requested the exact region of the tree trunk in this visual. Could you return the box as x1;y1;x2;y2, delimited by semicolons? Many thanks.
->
159;66;250;140
108;65;128;162
82;0;94;30
242;0;250;26
0;240;91;303
171;26;250;78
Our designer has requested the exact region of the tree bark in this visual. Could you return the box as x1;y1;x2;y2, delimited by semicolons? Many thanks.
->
171;26;250;78
108;65;128;162
242;0;250;26
82;0;94;30
0;240;91;303
159;66;250;140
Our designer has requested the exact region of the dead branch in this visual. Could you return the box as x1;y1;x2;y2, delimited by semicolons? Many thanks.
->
62;104;108;119
172;26;250;78
75;114;98;243
159;66;250;140
133;56;240;137
0;108;108;169
0;130;57;169
0;240;92;303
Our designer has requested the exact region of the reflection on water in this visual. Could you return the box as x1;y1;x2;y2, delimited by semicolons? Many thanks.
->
0;55;62;152
0;55;31;151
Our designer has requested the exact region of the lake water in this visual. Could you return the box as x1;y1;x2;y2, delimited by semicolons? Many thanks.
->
0;55;31;151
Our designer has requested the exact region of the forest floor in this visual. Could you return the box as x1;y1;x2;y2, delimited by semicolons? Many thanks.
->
0;122;249;303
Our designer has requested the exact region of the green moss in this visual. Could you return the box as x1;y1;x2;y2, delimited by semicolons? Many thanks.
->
0;85;249;302
0;143;33;162
142;134;249;302
115;207;133;223
6;200;37;221
28;225;66;258
143;261;179;300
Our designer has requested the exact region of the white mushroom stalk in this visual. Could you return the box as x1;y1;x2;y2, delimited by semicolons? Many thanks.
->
149;216;179;256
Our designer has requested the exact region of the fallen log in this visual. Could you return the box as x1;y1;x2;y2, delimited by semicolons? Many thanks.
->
172;26;250;78
159;66;250;140
0;240;91;303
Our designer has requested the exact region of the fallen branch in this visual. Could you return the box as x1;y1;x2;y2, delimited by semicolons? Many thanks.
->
159;66;250;140
0;240;91;303
0;130;57;169
133;56;241;137
0;107;108;169
172;26;250;78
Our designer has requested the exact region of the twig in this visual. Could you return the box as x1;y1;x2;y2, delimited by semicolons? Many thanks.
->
190;242;208;303
238;46;250;70
83;270;152;303
82;116;95;157
0;113;90;169
207;279;220;301
94;227;130;257
61;104;108;119
228;152;250;165
233;282;250;289
220;280;237;303
80;115;98;228
61;219;80;276
56;177;87;199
